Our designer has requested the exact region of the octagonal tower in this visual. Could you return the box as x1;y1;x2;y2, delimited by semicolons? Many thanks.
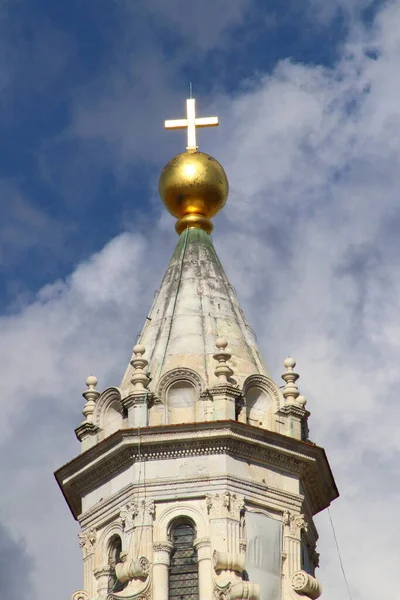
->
56;97;338;600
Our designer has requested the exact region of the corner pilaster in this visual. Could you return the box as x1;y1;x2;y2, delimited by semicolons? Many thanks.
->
78;527;97;598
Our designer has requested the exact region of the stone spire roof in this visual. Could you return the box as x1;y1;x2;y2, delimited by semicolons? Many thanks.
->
119;227;269;395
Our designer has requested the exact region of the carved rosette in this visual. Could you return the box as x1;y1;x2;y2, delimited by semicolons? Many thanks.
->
206;492;245;520
78;527;97;558
282;510;308;538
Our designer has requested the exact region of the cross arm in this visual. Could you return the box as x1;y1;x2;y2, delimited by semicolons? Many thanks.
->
195;117;219;128
165;119;188;130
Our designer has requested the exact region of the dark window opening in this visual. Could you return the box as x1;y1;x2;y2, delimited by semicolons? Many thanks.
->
108;535;124;593
169;521;199;600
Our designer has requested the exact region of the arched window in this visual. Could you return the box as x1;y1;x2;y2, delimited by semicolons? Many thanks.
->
107;535;124;593
167;381;196;424
246;387;272;429
169;521;199;600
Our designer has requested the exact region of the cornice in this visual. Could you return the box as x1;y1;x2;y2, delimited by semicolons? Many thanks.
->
55;421;338;520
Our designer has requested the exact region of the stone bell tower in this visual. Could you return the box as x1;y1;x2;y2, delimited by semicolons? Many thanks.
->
55;97;338;600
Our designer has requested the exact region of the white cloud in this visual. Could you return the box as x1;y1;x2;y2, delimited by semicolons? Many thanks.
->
2;1;400;599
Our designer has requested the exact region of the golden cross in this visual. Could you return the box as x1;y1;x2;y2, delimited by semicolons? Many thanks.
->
165;98;219;150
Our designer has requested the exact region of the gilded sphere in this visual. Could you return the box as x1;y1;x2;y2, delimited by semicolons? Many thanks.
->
159;150;229;222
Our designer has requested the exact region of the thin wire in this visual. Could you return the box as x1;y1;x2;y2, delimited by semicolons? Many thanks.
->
328;507;353;600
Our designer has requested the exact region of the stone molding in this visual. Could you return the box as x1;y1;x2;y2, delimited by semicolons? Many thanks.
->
75;421;100;442
57;422;338;518
207;385;242;398
78;527;97;557
73;438;308;497
156;367;205;401
80;474;302;529
279;404;308;418
121;392;151;410
243;374;282;412
93;387;122;428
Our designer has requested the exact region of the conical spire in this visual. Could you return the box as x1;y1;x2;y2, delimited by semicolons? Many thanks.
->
120;228;269;394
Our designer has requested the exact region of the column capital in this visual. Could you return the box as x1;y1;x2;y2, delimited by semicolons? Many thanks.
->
78;527;97;558
194;537;211;561
206;492;245;520
153;541;174;566
282;510;308;538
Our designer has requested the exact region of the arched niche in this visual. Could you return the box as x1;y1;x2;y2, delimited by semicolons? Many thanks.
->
243;375;282;431
95;520;125;568
167;380;196;424
156;368;204;425
93;387;124;438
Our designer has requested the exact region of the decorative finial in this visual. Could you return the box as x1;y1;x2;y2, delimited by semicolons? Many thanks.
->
160;97;228;235
281;358;306;406
130;344;149;393
213;338;233;384
82;375;100;423
165;96;218;150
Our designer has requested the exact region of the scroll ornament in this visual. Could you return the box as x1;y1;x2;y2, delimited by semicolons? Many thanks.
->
115;556;150;582
292;571;322;599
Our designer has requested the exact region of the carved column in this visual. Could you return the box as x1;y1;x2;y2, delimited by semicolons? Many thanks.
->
78;527;97;597
194;538;212;600
94;566;113;600
152;542;173;600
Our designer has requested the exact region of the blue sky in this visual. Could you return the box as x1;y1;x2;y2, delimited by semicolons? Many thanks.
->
1;0;400;598
0;0;368;305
